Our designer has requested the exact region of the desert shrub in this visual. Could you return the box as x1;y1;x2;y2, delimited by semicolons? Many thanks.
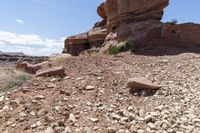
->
108;41;126;55
108;40;138;55
171;18;178;24
0;68;30;93
166;18;178;25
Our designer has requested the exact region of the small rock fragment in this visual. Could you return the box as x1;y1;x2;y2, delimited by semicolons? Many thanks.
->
44;127;55;133
89;118;99;123
34;95;45;100
69;113;76;123
0;95;4;102
85;85;95;90
127;77;160;89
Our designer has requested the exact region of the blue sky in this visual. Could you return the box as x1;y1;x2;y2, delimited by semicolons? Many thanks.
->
0;0;199;55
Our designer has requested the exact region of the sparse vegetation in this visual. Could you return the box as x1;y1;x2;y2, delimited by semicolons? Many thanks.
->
0;67;30;93
167;18;178;25
171;18;178;24
108;40;138;55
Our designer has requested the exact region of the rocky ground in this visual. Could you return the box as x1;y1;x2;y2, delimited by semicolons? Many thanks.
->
0;50;200;133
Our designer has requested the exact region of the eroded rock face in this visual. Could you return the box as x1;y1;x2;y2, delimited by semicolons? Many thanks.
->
16;60;50;74
63;25;108;56
104;0;169;30
97;3;107;20
63;0;200;55
160;23;200;48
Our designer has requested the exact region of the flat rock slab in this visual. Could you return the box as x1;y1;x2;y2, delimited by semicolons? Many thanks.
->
36;66;65;78
127;77;160;90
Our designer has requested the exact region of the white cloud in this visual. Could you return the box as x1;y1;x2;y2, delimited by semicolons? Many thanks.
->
16;19;24;24
0;31;65;56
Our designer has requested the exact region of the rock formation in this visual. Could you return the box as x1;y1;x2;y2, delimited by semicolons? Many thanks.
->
16;60;50;74
104;0;169;30
63;17;108;56
0;52;48;63
63;0;200;55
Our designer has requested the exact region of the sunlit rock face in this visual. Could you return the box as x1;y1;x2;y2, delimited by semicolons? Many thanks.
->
63;0;200;55
104;0;169;30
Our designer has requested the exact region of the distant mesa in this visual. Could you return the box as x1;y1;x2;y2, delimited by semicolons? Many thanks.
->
0;51;48;63
63;0;200;56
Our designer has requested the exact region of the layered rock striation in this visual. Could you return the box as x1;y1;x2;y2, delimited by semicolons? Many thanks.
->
63;0;200;55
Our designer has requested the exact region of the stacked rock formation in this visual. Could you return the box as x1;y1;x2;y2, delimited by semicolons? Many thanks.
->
63;4;108;56
63;0;200;55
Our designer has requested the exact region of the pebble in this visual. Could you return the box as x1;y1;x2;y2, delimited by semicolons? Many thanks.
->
2;105;9;111
89;118;99;123
69;113;76;123
137;129;145;133
44;127;54;133
63;126;72;133
127;106;134;112
147;123;157;130
85;85;95;90
107;127;116;133
112;114;121;121
0;95;4;102
19;112;27;117
34;95;45;100
30;111;36;116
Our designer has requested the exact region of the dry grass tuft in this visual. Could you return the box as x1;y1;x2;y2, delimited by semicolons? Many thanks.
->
0;67;30;93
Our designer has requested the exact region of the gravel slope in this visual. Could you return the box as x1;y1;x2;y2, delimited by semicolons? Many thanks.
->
0;52;200;133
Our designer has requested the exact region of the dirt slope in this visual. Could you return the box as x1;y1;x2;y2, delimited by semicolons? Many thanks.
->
0;52;200;133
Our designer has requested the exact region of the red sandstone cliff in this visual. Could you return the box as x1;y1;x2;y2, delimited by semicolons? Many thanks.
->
63;0;200;55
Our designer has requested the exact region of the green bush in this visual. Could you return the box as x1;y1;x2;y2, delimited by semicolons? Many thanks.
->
108;40;138;55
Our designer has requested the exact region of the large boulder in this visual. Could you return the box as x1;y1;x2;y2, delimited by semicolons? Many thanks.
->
36;66;66;78
104;0;169;30
16;60;50;74
127;77;160;90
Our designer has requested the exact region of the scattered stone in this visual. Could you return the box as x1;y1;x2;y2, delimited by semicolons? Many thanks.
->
21;87;30;93
85;85;95;90
89;118;99;123
83;127;92;133
107;127;116;133
31;124;38;129
127;77;160;89
155;105;164;111
63;126;72;133
139;109;145;117
2;105;9;111
69;113;76;123
147;123;157;130
19;112;27;117
34;95;45;100
44;127;55;133
145;115;155;123
121;117;129;123
127;106;134;112
137;129;145;133
0;95;4;102
30;111;36;116
36;66;66;78
112;114;121;121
